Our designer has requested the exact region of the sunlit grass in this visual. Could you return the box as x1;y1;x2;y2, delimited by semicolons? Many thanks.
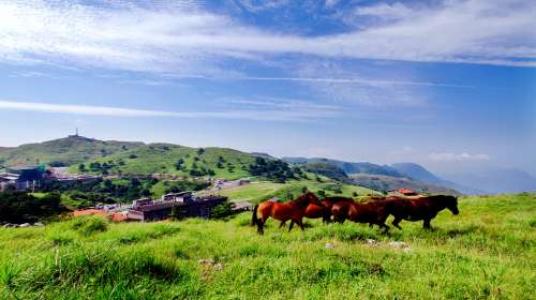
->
0;193;535;299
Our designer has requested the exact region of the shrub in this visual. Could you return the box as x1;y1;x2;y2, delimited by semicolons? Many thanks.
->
211;202;233;219
71;216;109;236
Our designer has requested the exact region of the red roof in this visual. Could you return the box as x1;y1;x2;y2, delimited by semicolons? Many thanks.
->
73;209;108;217
398;188;417;195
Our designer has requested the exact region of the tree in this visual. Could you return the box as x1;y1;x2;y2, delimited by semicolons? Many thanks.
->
197;148;205;155
175;158;185;170
78;164;86;173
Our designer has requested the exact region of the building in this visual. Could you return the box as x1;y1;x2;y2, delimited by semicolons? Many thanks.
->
1;165;46;191
388;188;419;197
128;193;227;221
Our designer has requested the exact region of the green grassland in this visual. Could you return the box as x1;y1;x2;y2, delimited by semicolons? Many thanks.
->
70;144;257;180
1;193;535;299
217;179;377;203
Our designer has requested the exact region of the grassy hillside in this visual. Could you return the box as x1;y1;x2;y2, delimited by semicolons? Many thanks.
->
216;179;376;203
350;174;460;195
0;193;534;299
0;136;143;166
71;144;258;180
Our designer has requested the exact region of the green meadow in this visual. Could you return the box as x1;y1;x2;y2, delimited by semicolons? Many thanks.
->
1;193;535;299
217;179;376;203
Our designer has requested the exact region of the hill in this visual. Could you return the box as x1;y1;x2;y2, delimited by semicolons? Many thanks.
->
285;157;460;194
0;193;534;298
390;163;484;194
284;157;404;177
0;135;144;167
72;144;304;182
349;174;460;195
73;144;256;179
0;136;302;182
299;162;349;181
215;179;376;204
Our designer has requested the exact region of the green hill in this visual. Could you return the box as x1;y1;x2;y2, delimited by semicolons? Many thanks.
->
0;135;143;167
0;193;534;299
71;144;258;180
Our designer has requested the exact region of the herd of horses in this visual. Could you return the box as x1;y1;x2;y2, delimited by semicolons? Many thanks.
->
251;192;459;234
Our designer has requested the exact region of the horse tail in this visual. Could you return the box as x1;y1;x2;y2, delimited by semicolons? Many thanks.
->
251;204;259;226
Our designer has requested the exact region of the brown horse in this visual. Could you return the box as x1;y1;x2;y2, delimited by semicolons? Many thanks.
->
321;196;356;223
278;196;341;228
251;192;321;234
385;195;459;230
331;198;391;233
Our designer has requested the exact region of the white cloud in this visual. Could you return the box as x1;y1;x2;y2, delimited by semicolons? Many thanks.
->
0;99;339;122
352;2;413;20
428;152;491;161
0;0;534;74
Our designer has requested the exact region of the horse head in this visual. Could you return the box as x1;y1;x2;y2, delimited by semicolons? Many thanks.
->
294;192;321;207
444;195;459;215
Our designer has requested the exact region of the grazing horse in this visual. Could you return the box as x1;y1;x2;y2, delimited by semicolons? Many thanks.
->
251;192;321;234
385;195;459;230
331;198;391;233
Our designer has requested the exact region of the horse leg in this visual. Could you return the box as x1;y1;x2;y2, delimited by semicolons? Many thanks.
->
256;219;265;235
288;220;295;232
279;221;287;229
380;223;390;234
296;218;305;231
423;219;432;230
392;217;403;230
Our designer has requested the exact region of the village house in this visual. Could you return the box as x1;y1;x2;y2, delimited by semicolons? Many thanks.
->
73;192;229;222
0;165;45;192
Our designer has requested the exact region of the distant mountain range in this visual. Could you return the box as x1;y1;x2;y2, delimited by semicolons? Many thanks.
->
283;157;536;195
283;157;460;195
1;136;534;195
440;167;536;194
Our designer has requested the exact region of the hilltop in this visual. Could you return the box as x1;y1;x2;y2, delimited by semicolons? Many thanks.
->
0;135;144;167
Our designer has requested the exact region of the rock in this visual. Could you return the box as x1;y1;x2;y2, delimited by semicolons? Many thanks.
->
213;263;224;271
366;239;378;246
325;242;335;249
33;222;44;227
19;223;31;228
198;259;215;265
388;241;411;252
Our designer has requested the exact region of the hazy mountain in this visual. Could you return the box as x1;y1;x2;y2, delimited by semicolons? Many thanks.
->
284;157;460;195
300;162;349;181
283;157;404;177
348;174;460;196
441;167;536;194
391;163;444;184
390;162;483;194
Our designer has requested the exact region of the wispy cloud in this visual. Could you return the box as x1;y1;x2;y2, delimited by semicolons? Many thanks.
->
0;99;339;122
428;152;491;161
0;0;534;76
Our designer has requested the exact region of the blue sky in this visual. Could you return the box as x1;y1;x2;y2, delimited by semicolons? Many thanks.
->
0;0;535;176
